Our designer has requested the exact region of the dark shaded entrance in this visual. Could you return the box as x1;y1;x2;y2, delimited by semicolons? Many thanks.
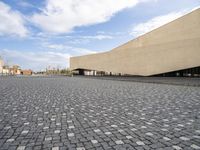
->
72;69;85;75
154;66;200;77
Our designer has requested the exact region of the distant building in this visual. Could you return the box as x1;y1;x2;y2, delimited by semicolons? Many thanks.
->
11;65;21;75
21;70;33;76
0;57;4;74
0;57;20;75
2;65;9;75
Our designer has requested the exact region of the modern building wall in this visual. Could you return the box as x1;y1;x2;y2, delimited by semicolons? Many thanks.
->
70;9;200;76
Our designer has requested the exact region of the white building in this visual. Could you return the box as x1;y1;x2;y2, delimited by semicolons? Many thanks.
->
0;57;4;74
2;67;9;74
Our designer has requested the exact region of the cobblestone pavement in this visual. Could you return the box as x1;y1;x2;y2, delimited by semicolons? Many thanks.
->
79;76;200;87
0;76;200;150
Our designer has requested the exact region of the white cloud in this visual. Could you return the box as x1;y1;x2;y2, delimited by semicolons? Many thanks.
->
66;34;113;44
18;1;34;8
0;49;70;71
82;35;113;40
36;32;113;40
0;2;28;37
32;0;141;33
131;9;195;37
45;43;65;50
70;34;113;42
71;47;97;56
42;42;97;56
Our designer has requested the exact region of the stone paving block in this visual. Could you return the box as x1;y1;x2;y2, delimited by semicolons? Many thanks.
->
172;145;182;150
179;136;190;141
136;141;145;146
17;146;26;150
115;140;124;145
52;147;59;150
191;144;200;149
0;77;200;150
76;147;85;150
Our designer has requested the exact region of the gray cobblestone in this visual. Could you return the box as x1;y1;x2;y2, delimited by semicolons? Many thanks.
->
0;76;200;149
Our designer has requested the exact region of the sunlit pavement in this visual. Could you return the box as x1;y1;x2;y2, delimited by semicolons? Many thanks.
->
0;76;200;150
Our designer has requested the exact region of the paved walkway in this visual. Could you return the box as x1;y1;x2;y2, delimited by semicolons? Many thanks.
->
77;76;200;87
0;77;200;150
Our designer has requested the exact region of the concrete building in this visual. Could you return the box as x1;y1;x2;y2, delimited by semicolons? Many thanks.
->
70;8;200;77
21;70;33;76
11;65;21;75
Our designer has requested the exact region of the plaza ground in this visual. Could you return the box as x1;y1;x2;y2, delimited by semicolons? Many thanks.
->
0;76;200;150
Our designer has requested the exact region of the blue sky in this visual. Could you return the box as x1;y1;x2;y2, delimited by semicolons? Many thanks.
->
0;0;199;71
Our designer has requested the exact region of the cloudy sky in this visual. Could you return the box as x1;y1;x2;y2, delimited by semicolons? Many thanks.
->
0;0;199;71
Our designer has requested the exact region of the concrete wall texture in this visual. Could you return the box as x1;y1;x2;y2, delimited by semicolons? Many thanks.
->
70;9;200;76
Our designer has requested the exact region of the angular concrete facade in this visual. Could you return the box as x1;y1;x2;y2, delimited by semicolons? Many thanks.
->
70;9;200;76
